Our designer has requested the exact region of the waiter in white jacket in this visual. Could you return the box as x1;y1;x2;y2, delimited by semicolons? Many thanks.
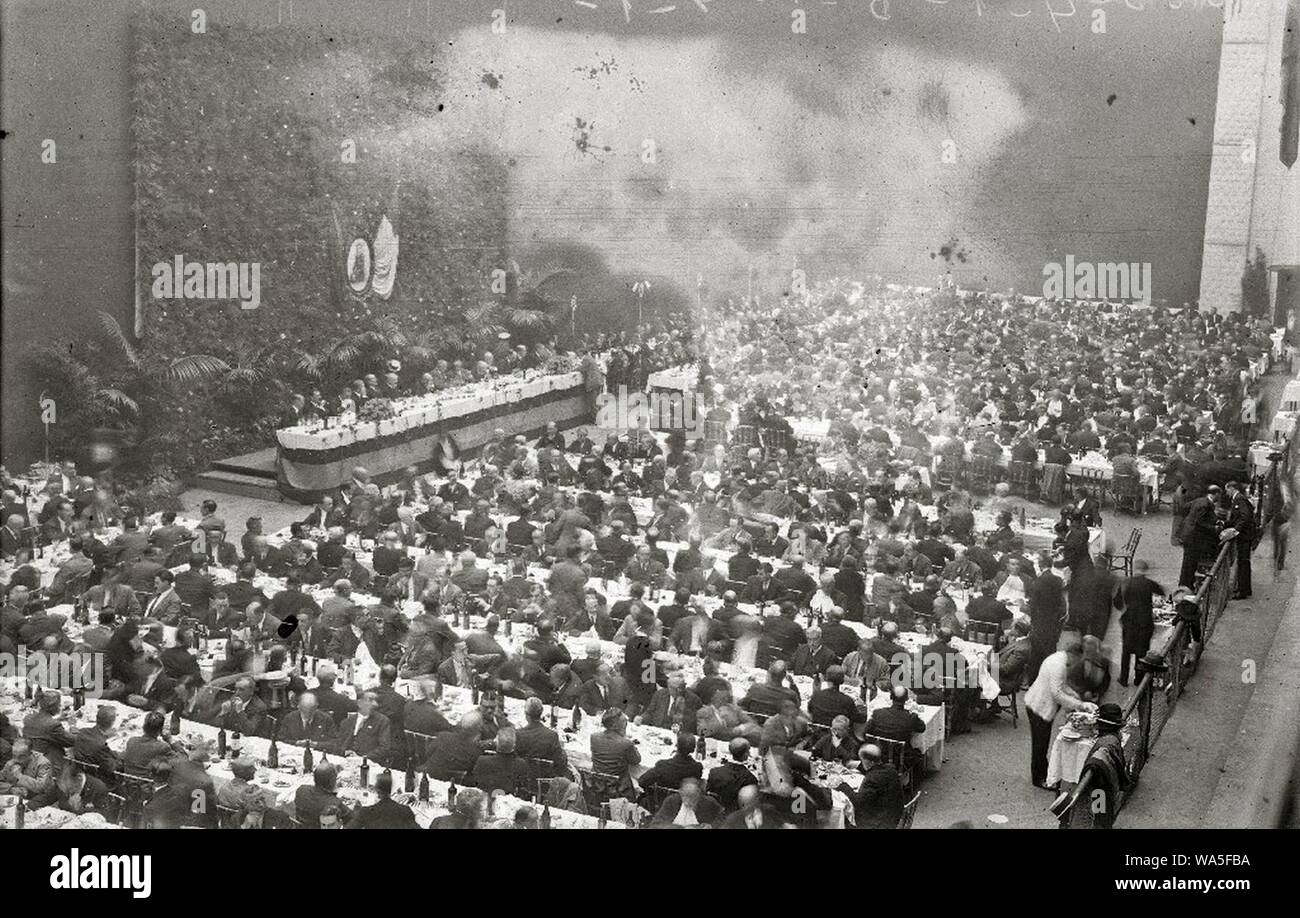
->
1024;639;1097;789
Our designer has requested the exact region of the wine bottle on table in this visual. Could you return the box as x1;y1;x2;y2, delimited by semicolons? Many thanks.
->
230;731;242;758
359;757;370;789
14;797;24;830
417;771;429;802
216;727;227;759
540;803;552;829
549;704;558;729
302;741;314;772
447;780;458;808
696;734;707;760
404;767;415;794
434;675;444;701
267;736;279;770
169;707;181;737
504;616;513;638
470;676;480;706
571;704;582;730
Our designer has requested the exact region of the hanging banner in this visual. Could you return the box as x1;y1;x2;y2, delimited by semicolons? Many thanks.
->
371;216;399;299
346;238;371;292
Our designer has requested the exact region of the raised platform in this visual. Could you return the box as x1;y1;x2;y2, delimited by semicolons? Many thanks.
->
195;447;282;502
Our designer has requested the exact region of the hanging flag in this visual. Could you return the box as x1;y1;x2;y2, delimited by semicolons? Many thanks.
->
371;215;399;299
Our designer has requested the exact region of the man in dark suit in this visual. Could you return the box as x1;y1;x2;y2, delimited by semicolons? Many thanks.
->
757;603;807;669
650;777;724;827
468;725;532;797
820;608;859;662
313;667;359;725
294;761;349;828
174;554;216;611
514;697;568;777
346;770;419;829
217;676;269;737
71;705;123;784
589;709;640;794
333;691;393;764
743;563;780;605
790;627;837;677
23;690;75;768
639;672;702;733
808;665;867;728
706;737;759;812
224;563;271;613
636;731;703;803
835;743;905;829
864;686;926;765
422;712;483;780
1225;480;1256;599
740;662;801;717
279;693;338;746
578;663;632;716
719;784;786;828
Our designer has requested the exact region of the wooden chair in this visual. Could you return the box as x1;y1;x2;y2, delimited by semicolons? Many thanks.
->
964;621;1004;653
1105;527;1142;578
215;803;243;829
640;784;676;813
404;730;438;767
861;733;917;795
966;456;999;495
1111;473;1143;515
896;790;922;829
1072;466;1108;508
576;768;625;812
1007;460;1039;500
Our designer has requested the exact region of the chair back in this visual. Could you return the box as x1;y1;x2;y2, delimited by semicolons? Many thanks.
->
861;732;909;772
965;621;1003;652
897;790;922;829
576;768;624;811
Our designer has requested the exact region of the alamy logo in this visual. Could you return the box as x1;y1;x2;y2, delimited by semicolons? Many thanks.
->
595;385;706;436
151;255;261;310
1042;255;1151;305
49;849;152;898
0;649;104;697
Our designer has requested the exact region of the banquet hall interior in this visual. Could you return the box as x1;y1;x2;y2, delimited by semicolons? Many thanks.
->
2;0;1300;835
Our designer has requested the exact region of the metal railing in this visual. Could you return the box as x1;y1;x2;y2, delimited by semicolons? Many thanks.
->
1056;537;1239;828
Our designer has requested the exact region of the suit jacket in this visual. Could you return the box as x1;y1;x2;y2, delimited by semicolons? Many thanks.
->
423;730;482;781
808;687;865;727
333;711;393;763
514;722;568;776
22;710;75;767
790;643;837;677
72;725;122;780
650;792;724;827
314;686;358;724
578;676;632;716
719;804;786;829
403;700;453;738
122;735;176;773
142;589;185;625
842;762;905;828
468;751;532;797
294;784;346;828
219;694;269;737
347;796;419;829
640;688;702;733
637;752;703;797
705;760;759;811
279;710;337;746
589;729;640;791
